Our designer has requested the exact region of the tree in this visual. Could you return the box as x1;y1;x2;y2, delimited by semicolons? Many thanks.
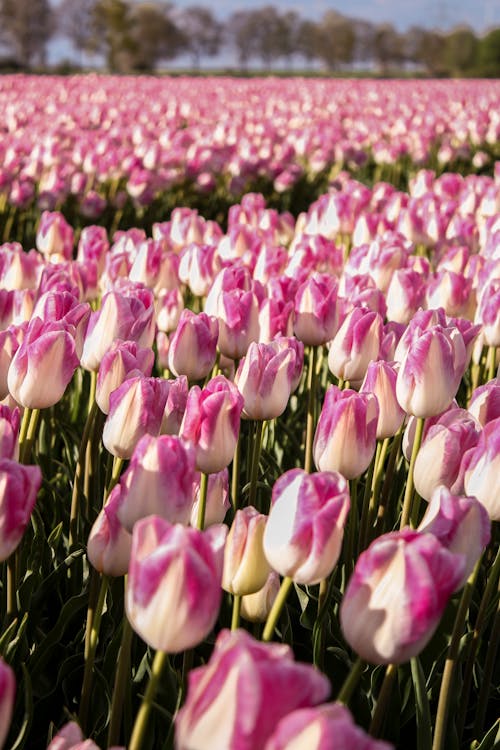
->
444;26;478;76
57;0;99;63
174;5;222;68
226;10;260;69
91;0;136;72
0;0;54;66
373;23;404;74
296;19;322;66
478;28;500;76
317;11;355;71
129;3;187;71
413;28;447;76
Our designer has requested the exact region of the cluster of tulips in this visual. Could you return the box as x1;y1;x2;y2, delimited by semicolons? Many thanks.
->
0;161;498;750
0;76;498;233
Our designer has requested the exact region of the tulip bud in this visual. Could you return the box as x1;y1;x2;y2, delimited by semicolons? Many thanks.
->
178;243;218;298
156;288;184;334
263;469;350;585
96;340;154;414
328;307;383;383
240;571;280;623
396;325;467;418
179;376;243;474
87;484;132;577
0;459;42;561
175;629;330;750
168;310;219;381
313;386;379;479
475;278;500;346
360;360;405;439
462;417;500;520
418;486;490;588
46;721;103;750
340;529;465;664
102;376;170;459
36;210;74;260
116;434;196;532
413;409;480;501
234;341;296;420
468;380;500;426
265;703;392;750
0;658;15;750
190;469;230;527
293;273;339;346
126;516;227;653
385;268;426;325
7;318;80;409
0;406;20;461
222;506;271;596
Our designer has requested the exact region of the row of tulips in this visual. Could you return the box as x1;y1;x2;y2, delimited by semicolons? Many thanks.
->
0;77;499;249
0;170;498;750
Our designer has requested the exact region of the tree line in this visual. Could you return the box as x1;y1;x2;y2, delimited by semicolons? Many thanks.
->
1;0;499;76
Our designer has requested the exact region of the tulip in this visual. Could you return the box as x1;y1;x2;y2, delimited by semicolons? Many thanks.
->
240;571;280;624
175;629;330;750
0;328;21;401
263;469;350;585
418;486;491;588
96;340;154;414
216;287;261;360
129;240;179;296
265;703;392;750
87;484;132;577
360;360;405;439
396;325;467;418
178;243;218;298
462;417;500;520
258;297;294;344
222;506;271;596
179;376;243;474
313;386;379;479
340;528;465;664
475;278;500;347
160;376;189;435
468;380;500;426
0;459;42;561
168;310;219;381
328;307;383;383
385;268;427;324
126;516;227;653
413;408;480;501
190;469;230;527
293;273;339;346
46;721;104;750
76;225;109;275
426;270;475;320
36;210;74;260
155;288;184;334
116;434;196;532
102;376;171;459
234;340;297;420
0;406;20;461
0;658;15;750
7;318;80;409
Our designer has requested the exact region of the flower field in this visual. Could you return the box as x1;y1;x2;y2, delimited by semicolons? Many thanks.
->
0;75;499;750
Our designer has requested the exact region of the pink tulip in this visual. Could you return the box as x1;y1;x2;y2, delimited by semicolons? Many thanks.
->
87;484;132;578
115;434;196;532
222;506;271;596
240;571;280;624
179;375;243;474
155;288;184;334
340;528;465;664
265;703;392;750
263;469;350;585
36;210;74;260
168;310;219;381
102;376;171;459
426;270;475;320
129;240;180;296
418;486;491;588
396;325;467;418
126;516;227;652
76;225;109;275
0;658;15;750
0;406;20;461
175;629;330;750
313;386;379;479
96;340;154;414
0;458;42;561
190;469;230;528
360;360;405;439
234;340;297;420
462;417;500;520
476;278;500;346
328;307;383;383
293;273;339;346
160;376;189;435
178;243;218;298
468;380;500;426
7;318;80;409
0;328;21;401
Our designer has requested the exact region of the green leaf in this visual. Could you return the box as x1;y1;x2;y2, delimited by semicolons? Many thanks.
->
411;657;432;750
9;664;33;750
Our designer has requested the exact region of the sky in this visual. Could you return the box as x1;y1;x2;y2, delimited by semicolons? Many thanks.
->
48;0;500;65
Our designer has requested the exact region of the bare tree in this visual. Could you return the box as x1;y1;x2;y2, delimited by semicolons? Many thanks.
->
57;0;99;64
129;2;187;71
317;11;355;71
0;0;54;66
174;5;222;69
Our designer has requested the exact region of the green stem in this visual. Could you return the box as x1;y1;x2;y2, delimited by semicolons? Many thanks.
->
6;553;17;618
343;478;358;583
79;574;109;731
487;345;497;382
196;472;209;530
129;650;170;750
336;657;364;705
304;346;318;473
231;595;242;631
432;561;481;750
400;416;424;529
375;428;403;536
365;436;390;542
69;400;99;550
473;589;500;739
370;663;398;736
108;615;134;748
248;420;264;509
105;455;124;500
262;576;294;642
231;431;241;511
19;408;40;464
411;656;432;750
358;448;377;553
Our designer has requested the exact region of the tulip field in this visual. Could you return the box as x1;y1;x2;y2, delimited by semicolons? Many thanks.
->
0;74;500;750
